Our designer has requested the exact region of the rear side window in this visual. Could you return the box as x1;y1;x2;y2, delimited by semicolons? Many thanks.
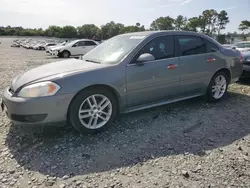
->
176;36;206;56
78;41;86;46
204;39;219;53
85;41;97;46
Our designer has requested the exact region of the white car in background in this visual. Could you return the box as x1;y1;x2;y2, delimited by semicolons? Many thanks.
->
41;43;57;51
45;41;68;53
49;39;99;58
232;41;250;52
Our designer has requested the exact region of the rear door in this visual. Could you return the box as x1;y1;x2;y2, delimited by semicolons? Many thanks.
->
84;41;98;54
175;35;210;96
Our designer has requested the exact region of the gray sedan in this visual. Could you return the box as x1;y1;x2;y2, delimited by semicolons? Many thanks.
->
1;31;243;133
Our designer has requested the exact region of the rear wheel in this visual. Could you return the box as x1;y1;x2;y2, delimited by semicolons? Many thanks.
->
68;88;118;133
206;72;229;102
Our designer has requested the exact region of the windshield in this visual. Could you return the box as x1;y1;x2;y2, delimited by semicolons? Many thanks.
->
65;40;78;46
83;34;146;64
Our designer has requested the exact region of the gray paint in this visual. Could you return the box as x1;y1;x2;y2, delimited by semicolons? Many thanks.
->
2;30;243;124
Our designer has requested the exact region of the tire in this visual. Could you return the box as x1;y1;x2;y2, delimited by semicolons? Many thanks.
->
62;50;70;58
205;71;229;102
68;88;118;134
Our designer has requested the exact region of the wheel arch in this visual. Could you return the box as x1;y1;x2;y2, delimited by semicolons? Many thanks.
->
66;84;122;120
214;68;232;83
62;49;71;55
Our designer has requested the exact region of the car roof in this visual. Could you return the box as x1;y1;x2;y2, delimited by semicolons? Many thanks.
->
120;30;221;46
120;30;208;37
74;39;96;42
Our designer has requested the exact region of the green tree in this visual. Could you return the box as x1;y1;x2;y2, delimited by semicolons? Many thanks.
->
100;21;124;39
121;23;145;33
60;26;77;38
77;24;101;39
216;10;230;35
174;15;187;30
200;9;218;35
185;17;203;32
150;16;175;30
239;20;250;32
45;26;62;37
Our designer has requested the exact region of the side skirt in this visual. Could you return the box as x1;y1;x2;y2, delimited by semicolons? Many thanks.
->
123;94;203;114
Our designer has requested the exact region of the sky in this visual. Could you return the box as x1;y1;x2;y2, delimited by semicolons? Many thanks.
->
0;0;249;32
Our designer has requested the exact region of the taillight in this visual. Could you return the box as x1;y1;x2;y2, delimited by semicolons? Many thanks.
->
240;54;243;62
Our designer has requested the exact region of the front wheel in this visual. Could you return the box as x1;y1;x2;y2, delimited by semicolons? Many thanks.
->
62;50;70;58
206;72;229;102
68;89;118;133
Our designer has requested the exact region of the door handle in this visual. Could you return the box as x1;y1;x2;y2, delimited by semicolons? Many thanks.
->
167;64;178;70
207;58;216;63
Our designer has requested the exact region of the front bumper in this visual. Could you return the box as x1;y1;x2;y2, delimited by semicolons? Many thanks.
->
1;87;74;124
49;50;59;56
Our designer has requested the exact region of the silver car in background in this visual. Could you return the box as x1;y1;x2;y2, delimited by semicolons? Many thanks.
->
1;31;243;133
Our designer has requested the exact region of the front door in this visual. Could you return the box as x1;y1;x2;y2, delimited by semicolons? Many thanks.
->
126;35;180;107
71;41;86;56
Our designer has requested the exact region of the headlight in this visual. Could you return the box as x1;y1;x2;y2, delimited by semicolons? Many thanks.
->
17;81;60;98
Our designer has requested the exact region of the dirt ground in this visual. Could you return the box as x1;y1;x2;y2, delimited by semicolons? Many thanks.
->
0;37;250;188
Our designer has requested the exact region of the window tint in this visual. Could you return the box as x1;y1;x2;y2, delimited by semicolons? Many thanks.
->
136;36;175;61
85;41;97;46
177;36;206;56
204;39;219;53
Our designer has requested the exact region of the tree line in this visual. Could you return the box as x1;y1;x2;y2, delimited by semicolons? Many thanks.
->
0;9;249;40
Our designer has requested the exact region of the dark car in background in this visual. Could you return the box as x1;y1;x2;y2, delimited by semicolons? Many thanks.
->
241;51;250;78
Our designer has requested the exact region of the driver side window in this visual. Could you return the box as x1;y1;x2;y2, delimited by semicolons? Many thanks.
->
73;41;85;47
134;36;175;62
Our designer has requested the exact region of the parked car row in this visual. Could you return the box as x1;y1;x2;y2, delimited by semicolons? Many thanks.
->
11;38;67;50
1;30;244;133
222;41;250;52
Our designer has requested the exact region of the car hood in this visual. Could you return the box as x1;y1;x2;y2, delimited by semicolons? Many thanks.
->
11;59;107;91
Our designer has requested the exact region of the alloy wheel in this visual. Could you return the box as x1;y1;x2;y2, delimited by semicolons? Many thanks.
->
212;75;227;99
78;94;112;129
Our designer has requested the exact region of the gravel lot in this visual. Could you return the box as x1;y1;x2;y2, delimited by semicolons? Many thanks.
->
0;37;250;188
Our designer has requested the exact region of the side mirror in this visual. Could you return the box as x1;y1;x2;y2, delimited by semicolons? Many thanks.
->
137;53;155;63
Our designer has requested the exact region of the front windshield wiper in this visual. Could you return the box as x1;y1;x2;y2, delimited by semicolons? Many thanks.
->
85;59;101;64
